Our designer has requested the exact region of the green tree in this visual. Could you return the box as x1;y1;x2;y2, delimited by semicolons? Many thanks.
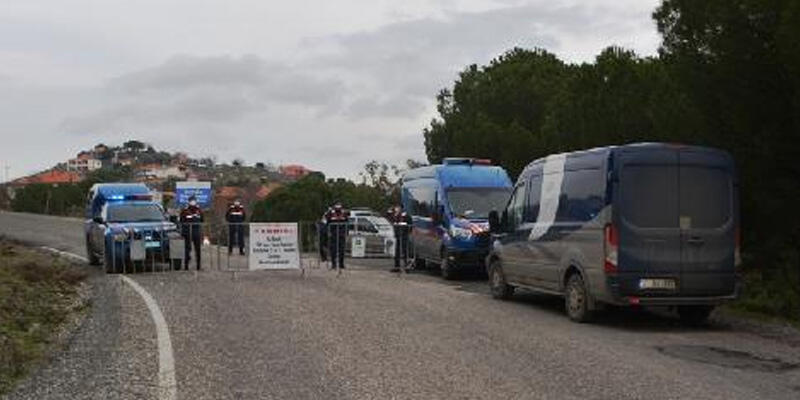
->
654;0;800;317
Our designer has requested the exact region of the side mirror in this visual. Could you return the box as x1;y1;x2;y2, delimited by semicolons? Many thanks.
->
488;210;500;233
92;216;104;224
500;210;509;231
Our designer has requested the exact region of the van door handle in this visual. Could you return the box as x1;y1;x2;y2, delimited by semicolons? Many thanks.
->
687;237;705;245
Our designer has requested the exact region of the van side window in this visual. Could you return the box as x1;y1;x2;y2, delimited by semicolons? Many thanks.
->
506;184;526;229
557;169;605;223
526;175;542;223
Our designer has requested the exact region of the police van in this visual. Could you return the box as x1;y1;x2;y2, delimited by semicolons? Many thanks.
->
84;183;182;273
487;143;740;323
403;158;513;279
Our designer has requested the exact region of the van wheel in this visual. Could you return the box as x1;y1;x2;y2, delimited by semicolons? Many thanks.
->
678;306;714;326
565;273;593;323
86;238;101;266
440;249;456;280
489;260;514;300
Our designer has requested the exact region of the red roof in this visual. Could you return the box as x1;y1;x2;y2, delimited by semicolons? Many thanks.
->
255;183;281;199
22;170;83;185
217;186;243;198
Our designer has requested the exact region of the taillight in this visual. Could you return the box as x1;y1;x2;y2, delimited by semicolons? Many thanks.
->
604;223;618;274
734;226;741;268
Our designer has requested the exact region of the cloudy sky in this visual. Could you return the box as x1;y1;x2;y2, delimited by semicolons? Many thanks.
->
0;0;661;181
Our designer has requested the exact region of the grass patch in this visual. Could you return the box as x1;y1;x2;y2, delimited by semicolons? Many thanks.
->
0;238;89;395
729;259;800;324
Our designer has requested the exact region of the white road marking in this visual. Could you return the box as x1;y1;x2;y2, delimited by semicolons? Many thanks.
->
122;276;177;400
40;247;178;400
41;246;89;263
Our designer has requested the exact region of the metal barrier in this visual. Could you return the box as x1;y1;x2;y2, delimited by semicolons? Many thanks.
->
102;221;403;275
104;223;192;274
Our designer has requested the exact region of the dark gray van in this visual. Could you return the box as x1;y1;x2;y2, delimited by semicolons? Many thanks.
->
487;143;740;323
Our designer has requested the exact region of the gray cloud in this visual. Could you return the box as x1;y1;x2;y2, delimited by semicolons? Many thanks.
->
3;0;660;180
62;54;346;134
313;0;656;119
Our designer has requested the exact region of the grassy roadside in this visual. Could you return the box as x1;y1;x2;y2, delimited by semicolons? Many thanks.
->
0;237;90;395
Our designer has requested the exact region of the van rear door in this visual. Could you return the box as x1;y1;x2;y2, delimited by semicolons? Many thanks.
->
616;149;682;289
678;150;736;296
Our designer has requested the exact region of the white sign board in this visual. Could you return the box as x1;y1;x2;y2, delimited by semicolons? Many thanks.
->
351;235;366;258
384;238;395;257
248;223;300;270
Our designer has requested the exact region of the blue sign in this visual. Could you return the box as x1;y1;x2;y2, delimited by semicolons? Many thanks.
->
175;181;212;208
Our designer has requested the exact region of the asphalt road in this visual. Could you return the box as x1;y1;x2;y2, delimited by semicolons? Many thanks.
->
2;211;799;399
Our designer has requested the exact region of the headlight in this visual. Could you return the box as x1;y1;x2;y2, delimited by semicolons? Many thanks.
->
449;226;473;240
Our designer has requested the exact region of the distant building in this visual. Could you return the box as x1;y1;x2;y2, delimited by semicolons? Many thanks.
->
112;151;135;166
67;152;103;172
134;164;187;181
279;164;312;179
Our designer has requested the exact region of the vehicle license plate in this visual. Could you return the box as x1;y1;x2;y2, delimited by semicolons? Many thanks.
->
145;241;161;249
639;278;676;290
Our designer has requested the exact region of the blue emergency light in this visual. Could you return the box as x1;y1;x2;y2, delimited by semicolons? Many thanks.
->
89;183;154;216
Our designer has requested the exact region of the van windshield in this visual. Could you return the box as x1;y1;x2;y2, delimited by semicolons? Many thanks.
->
107;204;165;223
446;187;511;219
621;165;731;229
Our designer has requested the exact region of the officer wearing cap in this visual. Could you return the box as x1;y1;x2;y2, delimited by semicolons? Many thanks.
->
226;198;246;255
323;200;350;270
386;204;413;272
179;195;204;270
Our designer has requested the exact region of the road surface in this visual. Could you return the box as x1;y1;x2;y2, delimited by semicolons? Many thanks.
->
1;211;799;399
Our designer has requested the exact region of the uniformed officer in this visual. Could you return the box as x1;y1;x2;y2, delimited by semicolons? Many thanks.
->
386;204;413;272
324;201;350;269
179;195;204;270
225;198;246;255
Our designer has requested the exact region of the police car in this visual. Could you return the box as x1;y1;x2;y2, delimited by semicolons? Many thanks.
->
84;183;183;273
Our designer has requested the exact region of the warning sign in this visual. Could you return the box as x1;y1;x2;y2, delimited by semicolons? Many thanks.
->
248;223;300;270
351;235;366;258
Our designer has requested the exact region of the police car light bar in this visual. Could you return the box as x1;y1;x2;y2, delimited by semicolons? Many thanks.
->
443;158;471;165
442;158;493;166
108;194;152;201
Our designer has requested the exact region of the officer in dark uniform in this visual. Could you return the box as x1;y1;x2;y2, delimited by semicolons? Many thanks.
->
225;198;246;255
323;201;350;269
386;204;413;272
179;195;204;270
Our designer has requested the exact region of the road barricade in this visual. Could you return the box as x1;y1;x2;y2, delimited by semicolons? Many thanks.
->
103;220;402;275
